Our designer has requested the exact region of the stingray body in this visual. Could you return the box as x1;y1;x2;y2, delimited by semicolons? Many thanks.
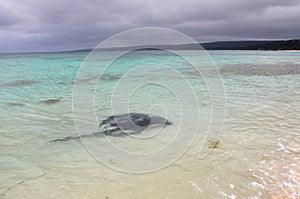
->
51;113;171;141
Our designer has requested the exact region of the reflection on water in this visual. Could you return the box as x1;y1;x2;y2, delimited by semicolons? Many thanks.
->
0;50;299;198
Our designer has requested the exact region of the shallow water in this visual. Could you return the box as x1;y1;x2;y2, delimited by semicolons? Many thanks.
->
0;50;299;198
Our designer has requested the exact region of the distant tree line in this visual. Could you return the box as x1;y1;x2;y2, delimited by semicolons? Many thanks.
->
201;39;300;50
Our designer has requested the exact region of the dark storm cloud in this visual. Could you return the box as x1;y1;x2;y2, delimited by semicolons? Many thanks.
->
0;0;299;52
0;2;21;26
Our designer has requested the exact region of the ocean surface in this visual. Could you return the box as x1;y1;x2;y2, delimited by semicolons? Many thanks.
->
0;50;299;198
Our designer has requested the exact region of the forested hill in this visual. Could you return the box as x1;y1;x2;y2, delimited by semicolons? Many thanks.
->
201;39;300;50
71;39;300;52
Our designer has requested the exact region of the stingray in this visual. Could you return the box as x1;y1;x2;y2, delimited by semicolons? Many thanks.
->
51;113;172;142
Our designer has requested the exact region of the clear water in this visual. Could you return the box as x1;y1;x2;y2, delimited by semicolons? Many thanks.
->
0;50;299;198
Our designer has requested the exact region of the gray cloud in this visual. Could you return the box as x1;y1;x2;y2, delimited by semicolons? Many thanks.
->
0;0;299;52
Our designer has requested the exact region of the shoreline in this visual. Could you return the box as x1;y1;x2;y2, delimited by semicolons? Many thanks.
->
276;50;300;52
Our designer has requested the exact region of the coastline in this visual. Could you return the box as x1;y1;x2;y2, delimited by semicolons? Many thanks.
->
276;50;300;52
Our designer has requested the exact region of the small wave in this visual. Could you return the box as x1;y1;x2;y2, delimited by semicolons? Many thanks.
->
250;137;300;199
0;80;38;88
57;82;68;85
39;98;62;105
75;74;121;84
7;103;25;107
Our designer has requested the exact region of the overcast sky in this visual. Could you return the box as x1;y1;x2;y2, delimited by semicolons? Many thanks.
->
0;0;299;53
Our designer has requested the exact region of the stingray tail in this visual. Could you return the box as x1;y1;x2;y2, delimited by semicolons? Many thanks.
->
50;135;81;142
50;132;103;142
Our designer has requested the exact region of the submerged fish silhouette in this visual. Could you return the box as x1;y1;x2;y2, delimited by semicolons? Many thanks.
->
51;113;172;142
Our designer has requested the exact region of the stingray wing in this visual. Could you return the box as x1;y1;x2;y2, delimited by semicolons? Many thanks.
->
99;113;150;136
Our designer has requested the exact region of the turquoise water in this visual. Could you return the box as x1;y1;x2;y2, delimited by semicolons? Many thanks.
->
0;50;299;198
